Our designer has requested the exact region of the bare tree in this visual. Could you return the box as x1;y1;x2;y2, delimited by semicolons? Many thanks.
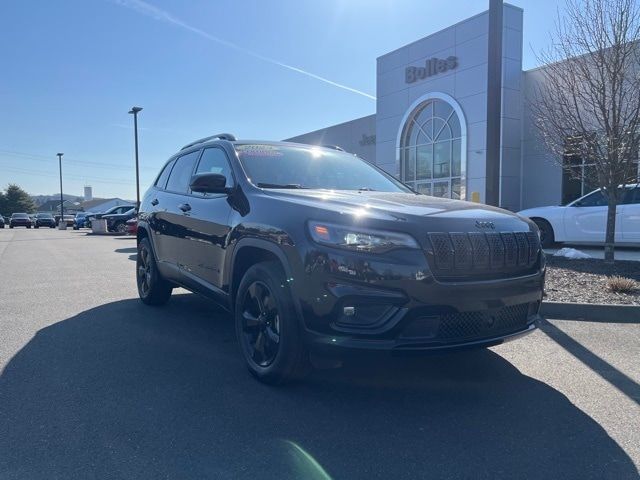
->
530;0;640;262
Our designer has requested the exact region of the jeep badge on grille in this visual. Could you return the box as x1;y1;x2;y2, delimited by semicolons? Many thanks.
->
475;220;495;229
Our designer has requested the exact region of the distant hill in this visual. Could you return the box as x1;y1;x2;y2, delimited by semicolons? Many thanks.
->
31;194;82;206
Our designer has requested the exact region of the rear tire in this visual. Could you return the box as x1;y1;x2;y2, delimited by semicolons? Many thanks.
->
235;261;311;385
114;222;127;234
533;218;555;248
35;225;39;229
137;238;172;305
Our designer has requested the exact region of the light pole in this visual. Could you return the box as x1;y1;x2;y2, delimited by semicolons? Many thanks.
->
128;106;143;209
57;153;64;227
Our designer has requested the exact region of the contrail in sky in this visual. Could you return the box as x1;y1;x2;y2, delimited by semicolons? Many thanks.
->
112;0;376;100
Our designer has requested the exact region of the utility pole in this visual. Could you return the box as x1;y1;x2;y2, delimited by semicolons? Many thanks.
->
57;153;64;227
128;107;143;209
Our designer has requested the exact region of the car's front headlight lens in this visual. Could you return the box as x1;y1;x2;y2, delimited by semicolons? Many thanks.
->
308;221;419;253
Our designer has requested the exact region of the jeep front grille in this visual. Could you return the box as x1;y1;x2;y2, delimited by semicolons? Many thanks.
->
427;231;540;279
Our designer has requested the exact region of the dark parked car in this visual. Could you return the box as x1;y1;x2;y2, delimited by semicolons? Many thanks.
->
85;205;135;229
34;213;56;228
95;205;136;220
136;134;545;384
9;213;32;228
104;208;136;233
0;216;4;228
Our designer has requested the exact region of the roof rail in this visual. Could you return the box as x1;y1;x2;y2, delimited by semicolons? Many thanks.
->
320;144;345;151
181;133;237;151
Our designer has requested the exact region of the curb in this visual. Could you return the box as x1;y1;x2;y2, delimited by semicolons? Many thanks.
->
541;301;640;323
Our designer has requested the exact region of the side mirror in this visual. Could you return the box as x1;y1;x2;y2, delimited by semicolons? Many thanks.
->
189;173;229;194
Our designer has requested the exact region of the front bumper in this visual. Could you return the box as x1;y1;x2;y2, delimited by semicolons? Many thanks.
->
296;245;545;354
308;318;539;355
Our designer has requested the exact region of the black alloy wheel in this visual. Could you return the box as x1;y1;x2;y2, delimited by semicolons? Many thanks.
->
138;245;153;298
115;222;127;234
240;281;281;367
235;262;310;384
136;237;172;305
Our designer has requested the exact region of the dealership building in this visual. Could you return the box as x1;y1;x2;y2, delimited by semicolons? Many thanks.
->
286;1;596;211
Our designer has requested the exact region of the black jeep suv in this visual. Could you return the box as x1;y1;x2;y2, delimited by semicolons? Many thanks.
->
137;134;545;384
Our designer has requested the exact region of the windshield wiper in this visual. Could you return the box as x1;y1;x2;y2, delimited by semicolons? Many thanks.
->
257;182;307;189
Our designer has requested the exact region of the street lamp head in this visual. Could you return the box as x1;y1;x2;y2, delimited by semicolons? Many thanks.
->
56;153;64;157
128;106;143;114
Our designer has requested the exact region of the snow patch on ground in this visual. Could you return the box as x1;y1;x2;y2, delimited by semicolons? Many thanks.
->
553;247;592;259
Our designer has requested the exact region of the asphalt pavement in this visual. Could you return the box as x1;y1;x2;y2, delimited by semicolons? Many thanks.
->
0;228;639;479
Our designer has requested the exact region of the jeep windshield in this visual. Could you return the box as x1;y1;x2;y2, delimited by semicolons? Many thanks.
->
235;144;411;193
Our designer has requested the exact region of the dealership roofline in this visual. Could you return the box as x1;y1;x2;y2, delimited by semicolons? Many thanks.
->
377;2;523;61
284;113;375;141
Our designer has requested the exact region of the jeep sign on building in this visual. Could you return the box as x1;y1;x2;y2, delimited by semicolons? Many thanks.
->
286;1;620;211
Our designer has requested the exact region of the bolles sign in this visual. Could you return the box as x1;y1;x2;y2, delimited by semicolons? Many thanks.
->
405;56;458;84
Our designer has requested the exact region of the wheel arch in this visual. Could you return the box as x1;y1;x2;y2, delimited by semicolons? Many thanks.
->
228;238;302;319
530;216;559;243
229;239;290;297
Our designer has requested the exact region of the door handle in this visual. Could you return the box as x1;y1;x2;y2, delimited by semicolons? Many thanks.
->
179;203;192;213
151;198;159;206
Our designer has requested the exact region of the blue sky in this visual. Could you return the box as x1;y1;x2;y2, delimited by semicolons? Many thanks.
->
0;0;563;199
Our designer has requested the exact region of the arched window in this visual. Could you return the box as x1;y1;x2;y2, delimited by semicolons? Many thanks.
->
399;96;465;199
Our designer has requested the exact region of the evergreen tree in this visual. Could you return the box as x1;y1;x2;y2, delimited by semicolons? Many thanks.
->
2;184;36;214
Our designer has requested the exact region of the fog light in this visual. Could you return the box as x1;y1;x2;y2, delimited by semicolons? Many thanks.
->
343;306;356;316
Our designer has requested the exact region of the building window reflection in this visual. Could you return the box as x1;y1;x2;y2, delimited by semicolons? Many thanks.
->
400;98;464;199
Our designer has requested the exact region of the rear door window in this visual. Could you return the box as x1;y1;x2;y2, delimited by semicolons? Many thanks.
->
155;159;176;189
165;151;200;193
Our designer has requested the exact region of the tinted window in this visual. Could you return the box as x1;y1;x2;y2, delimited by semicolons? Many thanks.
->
194;148;234;189
166;151;200;193
236;144;409;192
576;190;607;207
155;159;176;189
622;187;640;204
12;213;29;218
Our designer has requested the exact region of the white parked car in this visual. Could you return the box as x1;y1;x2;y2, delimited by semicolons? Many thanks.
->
518;185;640;247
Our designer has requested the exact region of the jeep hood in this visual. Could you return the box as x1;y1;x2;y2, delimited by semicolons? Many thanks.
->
262;189;533;231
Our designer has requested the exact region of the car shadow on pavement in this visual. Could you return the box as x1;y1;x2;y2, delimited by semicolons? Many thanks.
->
114;247;137;261
0;294;637;480
115;247;137;254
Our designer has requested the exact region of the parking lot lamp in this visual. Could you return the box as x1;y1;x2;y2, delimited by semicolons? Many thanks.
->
128;107;143;209
57;153;64;222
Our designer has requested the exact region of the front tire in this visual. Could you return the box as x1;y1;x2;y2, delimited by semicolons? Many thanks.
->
533;218;555;248
235;261;310;385
137;237;172;305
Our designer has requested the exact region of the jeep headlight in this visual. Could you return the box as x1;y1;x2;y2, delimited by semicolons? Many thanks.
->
308;221;419;253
